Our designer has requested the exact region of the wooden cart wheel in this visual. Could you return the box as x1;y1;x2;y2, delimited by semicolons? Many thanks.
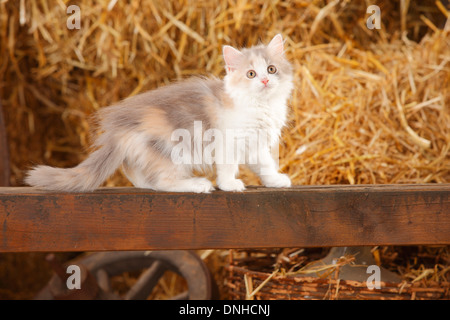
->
35;250;217;300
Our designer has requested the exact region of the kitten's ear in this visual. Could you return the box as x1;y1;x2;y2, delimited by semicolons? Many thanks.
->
223;45;243;73
267;34;285;56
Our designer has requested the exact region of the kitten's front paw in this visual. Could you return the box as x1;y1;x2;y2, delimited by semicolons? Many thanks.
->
218;179;246;192
262;173;291;188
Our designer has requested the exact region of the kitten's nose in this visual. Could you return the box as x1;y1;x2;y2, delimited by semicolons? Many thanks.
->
261;78;269;86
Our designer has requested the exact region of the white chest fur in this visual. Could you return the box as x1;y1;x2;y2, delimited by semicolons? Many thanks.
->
220;90;289;144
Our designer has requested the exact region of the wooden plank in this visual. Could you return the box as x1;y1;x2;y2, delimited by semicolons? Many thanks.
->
0;184;449;252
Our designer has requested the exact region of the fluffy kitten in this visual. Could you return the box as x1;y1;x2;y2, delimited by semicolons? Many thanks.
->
25;34;294;193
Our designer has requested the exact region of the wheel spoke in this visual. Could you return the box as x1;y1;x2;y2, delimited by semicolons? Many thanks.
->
96;268;110;292
124;261;166;300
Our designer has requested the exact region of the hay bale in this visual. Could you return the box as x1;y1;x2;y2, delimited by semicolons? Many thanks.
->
0;0;448;186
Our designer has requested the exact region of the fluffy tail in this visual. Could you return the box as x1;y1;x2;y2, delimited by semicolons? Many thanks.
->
25;143;124;192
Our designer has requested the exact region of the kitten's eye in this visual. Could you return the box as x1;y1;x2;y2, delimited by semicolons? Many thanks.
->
246;70;256;79
267;65;277;74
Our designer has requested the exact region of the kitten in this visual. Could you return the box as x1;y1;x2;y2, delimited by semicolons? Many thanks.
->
25;34;294;193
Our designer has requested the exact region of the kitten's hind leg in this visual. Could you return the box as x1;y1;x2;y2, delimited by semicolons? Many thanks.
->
157;176;215;193
124;161;214;193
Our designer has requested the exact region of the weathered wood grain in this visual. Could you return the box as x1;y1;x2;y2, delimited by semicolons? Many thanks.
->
0;184;449;252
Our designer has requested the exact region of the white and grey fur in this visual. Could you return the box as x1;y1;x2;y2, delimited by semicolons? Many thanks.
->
25;34;294;193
